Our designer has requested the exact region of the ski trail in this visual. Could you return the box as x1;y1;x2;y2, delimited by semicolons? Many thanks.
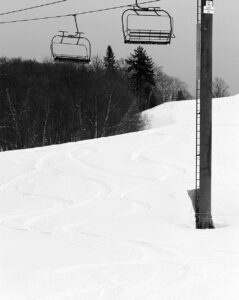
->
1;143;153;241
0;127;193;300
1;129;188;246
0;153;115;236
40;132;191;299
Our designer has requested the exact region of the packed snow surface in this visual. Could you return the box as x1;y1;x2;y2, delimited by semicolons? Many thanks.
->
1;95;239;299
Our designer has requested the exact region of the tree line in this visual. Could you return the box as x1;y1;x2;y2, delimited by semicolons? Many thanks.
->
0;45;229;151
0;55;141;151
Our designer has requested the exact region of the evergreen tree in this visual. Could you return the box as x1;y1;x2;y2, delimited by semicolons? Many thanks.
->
125;46;155;110
103;45;117;74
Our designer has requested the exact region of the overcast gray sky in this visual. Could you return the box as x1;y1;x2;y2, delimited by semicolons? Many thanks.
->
0;0;238;96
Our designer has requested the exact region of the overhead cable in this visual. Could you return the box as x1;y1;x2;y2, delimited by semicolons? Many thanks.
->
0;0;67;17
0;0;160;25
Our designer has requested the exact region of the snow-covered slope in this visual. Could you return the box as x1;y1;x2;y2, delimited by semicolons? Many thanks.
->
1;95;239;300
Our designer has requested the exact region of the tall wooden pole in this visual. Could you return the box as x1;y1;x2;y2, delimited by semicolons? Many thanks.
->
197;0;214;229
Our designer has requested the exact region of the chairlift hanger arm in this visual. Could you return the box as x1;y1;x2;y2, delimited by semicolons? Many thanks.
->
72;14;79;33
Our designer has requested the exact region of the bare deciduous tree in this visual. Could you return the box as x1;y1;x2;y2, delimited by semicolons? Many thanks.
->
154;67;192;103
212;77;230;98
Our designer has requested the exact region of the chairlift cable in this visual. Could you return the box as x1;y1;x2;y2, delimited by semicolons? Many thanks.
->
0;0;160;25
0;0;68;17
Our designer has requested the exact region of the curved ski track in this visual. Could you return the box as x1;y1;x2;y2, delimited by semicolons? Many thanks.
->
0;130;204;299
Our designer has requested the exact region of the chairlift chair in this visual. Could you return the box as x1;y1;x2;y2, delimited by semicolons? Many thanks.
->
50;15;91;64
122;0;175;45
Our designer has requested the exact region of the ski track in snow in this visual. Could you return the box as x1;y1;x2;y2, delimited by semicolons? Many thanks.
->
0;129;192;299
1;131;182;232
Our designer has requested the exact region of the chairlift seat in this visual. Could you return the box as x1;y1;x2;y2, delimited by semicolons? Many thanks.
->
53;54;90;64
125;29;172;44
